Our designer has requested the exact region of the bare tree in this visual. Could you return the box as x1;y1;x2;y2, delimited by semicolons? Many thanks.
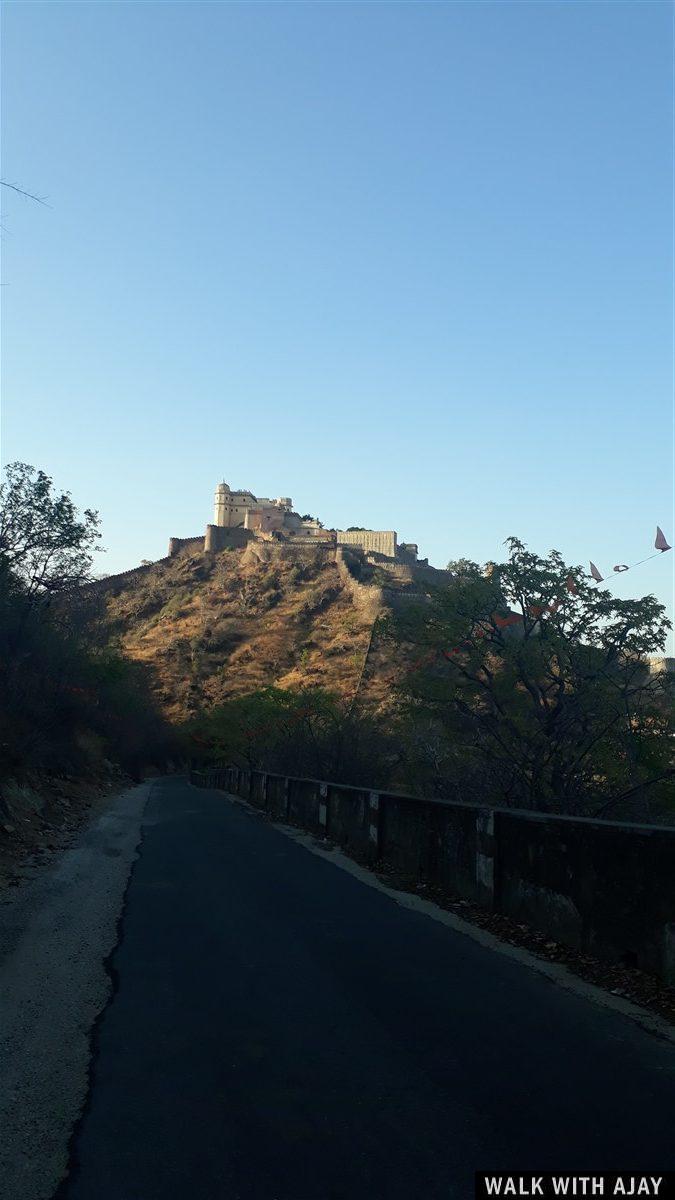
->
0;180;50;206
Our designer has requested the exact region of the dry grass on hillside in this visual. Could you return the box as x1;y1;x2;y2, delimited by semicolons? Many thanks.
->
103;546;381;721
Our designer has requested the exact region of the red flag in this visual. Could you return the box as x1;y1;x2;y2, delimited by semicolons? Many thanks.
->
655;526;671;552
494;612;522;629
589;562;603;582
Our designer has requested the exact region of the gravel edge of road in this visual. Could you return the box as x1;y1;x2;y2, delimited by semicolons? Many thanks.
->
0;781;152;1200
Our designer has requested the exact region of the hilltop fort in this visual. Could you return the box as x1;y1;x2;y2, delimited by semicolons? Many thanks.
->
83;478;456;720
168;479;426;568
85;478;672;722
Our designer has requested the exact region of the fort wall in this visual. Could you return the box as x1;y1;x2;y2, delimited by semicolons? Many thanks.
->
204;525;253;553
337;530;397;558
168;535;205;556
82;557;174;595
335;548;383;622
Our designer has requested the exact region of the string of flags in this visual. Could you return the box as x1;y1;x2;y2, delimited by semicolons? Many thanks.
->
588;526;671;584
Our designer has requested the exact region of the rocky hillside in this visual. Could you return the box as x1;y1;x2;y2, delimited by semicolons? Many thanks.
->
100;542;395;722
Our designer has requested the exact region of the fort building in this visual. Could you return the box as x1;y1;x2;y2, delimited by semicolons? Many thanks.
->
168;479;426;565
213;482;293;529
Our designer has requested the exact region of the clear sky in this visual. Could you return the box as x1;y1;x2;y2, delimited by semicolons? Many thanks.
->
1;1;673;648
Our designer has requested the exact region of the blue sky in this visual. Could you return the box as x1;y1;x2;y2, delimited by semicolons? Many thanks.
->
1;1;673;647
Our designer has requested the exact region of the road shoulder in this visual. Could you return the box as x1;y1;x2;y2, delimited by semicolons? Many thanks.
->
0;781;152;1200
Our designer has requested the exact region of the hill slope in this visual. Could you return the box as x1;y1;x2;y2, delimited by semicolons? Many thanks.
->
101;543;389;721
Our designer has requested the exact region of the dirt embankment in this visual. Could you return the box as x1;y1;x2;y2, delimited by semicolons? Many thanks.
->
0;770;140;890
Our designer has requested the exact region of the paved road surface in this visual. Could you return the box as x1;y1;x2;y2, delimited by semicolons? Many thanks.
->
57;777;675;1200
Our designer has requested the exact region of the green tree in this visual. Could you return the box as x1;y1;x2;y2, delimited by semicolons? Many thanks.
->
186;686;395;787
0;462;101;598
0;464;172;789
445;557;484;578
390;538;673;817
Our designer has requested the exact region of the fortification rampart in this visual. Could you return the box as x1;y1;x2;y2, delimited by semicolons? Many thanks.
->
335;548;384;622
337;530;397;559
381;587;431;611
82;557;173;595
168;535;205;556
410;565;455;586
369;558;453;583
368;560;416;582
204;525;253;553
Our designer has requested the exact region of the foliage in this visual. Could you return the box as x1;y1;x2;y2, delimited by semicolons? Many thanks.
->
389;539;673;816
0;462;102;597
0;463;174;792
0;573;173;784
445;557;484;578
185;686;396;787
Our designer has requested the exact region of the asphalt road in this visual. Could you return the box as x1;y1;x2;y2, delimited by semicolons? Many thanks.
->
56;777;675;1200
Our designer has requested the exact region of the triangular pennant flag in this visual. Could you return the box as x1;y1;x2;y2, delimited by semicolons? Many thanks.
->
589;561;603;582
494;612;522;629
655;526;671;552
